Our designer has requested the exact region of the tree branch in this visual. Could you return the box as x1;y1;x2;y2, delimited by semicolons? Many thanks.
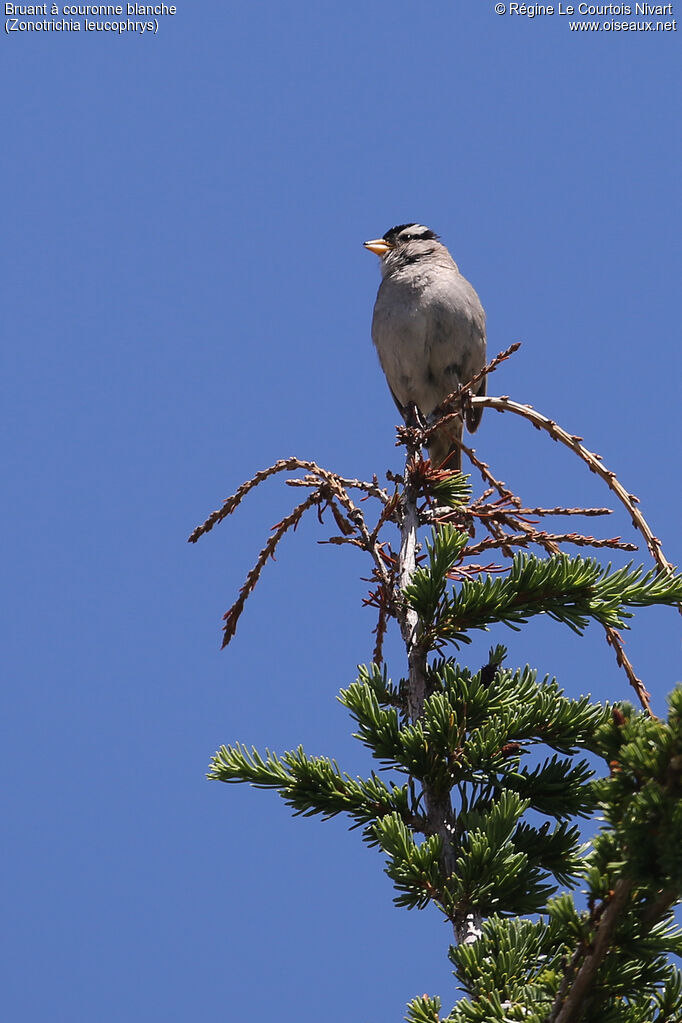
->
396;434;478;944
551;877;634;1023
468;395;676;582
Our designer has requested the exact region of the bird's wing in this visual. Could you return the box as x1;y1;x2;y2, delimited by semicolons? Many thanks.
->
466;360;486;433
387;383;407;420
424;280;486;412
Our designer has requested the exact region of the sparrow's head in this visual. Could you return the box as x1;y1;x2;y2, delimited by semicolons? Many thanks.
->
364;223;443;275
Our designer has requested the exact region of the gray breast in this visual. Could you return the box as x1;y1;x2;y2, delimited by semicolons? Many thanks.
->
372;263;486;418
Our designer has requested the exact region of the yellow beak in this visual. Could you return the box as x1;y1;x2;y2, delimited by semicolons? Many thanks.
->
364;238;392;256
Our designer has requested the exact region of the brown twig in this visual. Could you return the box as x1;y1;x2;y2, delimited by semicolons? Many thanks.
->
220;492;321;647
522;506;612;517
487;510;561;556
317;478;392;593
190;459;391;544
286;473;391;504
189;457;323;543
447;562;508;579
469;395;676;579
463;532;637;557
465;399;677;712
460;442;521;508
369;491;401;545
363;576;392;665
429;341;522;422
190;458;394;646
373;603;388;665
319;535;365;548
604;626;654;716
552;878;634;1023
548;943;588;1023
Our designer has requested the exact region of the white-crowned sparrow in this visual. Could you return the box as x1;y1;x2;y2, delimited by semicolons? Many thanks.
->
365;223;487;470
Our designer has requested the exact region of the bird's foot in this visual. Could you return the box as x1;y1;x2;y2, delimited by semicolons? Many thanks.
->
404;402;427;432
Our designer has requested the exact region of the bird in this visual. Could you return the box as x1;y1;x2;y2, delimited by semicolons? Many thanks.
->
364;223;487;470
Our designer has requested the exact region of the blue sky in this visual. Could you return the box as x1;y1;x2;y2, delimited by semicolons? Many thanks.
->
3;3;680;1020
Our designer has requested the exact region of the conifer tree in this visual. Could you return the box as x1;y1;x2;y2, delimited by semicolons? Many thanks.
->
191;347;682;1022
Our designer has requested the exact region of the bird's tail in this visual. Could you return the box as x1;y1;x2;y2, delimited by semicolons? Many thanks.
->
427;421;463;472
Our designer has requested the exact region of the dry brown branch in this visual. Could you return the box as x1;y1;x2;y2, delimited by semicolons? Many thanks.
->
476;514;515;559
189;458;392;544
430;505;538;536
189;457;323;543
504;516;560;555
286;473;391;504
362;573;394;665
316;477;392;593
460;442;521;508
327;499;356;536
470;395;676;579
421;368;676;609
369;491;401;545
463;532;637;557
190;459;394;646
523;506;613;517
373;599;389;665
430;341;522;421
461;399;676;711
604;626;654;716
220;492;321;647
447;562;508;579
455;418;668;713
318;535;365;548
192;383;674;719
